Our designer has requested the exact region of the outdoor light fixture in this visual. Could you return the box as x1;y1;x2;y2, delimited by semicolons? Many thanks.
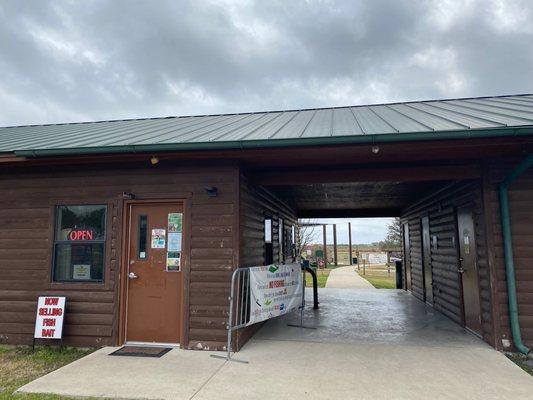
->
205;186;218;197
150;155;159;165
122;192;135;199
371;145;380;154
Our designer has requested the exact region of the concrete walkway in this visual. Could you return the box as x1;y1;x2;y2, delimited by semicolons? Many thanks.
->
325;265;375;289
18;290;533;400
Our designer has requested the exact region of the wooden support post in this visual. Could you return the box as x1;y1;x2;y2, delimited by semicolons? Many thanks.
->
348;222;353;266
322;224;328;269
333;224;338;266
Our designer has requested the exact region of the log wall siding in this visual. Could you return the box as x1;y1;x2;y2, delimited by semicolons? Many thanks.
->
401;181;495;345
239;174;298;268
0;162;238;349
484;162;533;350
235;174;298;349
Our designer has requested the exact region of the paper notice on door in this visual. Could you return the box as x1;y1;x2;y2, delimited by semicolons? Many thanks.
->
151;229;166;249
168;232;182;252
166;251;181;271
168;213;182;233
73;264;91;280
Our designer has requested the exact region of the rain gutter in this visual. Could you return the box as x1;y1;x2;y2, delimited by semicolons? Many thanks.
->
499;155;533;356
12;126;533;158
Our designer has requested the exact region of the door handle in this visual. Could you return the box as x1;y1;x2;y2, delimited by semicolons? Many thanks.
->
128;272;139;280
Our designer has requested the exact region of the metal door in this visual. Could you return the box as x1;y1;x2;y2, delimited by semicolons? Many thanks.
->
126;203;184;344
421;216;433;304
456;205;482;335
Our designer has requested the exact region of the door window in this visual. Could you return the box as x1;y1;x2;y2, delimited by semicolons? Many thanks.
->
138;215;148;259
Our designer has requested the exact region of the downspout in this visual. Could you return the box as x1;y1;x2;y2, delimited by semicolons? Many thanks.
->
499;155;533;355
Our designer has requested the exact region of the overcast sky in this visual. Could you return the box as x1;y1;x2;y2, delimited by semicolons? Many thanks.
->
1;0;532;127
1;0;532;239
306;218;395;245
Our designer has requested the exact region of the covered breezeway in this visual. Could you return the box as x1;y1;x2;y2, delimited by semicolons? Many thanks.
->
251;165;488;340
18;289;533;400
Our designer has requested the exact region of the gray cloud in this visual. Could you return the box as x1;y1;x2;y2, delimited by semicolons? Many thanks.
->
1;0;532;126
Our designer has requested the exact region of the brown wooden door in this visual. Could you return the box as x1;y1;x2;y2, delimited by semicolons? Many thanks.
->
126;203;184;344
421;216;433;304
402;223;412;290
456;205;482;335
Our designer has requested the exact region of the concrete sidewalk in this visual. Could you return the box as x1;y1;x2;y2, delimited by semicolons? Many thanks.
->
18;290;533;400
325;265;375;289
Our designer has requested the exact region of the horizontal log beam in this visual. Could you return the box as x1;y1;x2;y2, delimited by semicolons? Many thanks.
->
298;208;401;218
254;164;480;186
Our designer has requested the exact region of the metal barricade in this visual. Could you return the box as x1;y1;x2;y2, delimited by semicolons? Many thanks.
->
211;267;252;363
211;263;310;363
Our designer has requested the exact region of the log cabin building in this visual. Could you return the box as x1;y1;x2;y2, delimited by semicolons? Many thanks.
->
1;94;532;355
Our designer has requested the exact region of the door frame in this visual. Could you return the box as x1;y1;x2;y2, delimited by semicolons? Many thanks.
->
118;197;192;346
420;215;433;305
402;222;412;291
455;203;483;336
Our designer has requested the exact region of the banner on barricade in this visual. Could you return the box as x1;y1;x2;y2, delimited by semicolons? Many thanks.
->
247;263;302;326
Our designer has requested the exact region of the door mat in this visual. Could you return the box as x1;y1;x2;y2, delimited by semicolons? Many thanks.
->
109;346;172;358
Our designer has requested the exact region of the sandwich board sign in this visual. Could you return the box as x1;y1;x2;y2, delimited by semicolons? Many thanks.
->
34;296;66;347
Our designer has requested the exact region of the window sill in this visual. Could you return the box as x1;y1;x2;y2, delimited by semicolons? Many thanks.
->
48;281;109;291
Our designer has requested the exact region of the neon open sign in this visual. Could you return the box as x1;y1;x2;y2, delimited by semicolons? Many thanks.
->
68;230;94;241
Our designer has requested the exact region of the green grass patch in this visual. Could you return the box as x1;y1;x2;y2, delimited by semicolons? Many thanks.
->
305;269;330;288
357;268;396;289
0;345;94;400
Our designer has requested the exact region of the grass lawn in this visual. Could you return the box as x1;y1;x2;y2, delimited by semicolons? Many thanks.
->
0;345;93;400
305;268;330;288
357;267;396;289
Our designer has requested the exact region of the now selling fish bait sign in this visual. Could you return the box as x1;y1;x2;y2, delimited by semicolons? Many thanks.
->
34;296;66;339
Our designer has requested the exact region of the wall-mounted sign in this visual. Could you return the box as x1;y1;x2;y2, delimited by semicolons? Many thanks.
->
68;230;94;241
34;296;66;340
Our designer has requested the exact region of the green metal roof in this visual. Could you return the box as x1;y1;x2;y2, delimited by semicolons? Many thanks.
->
2;94;533;157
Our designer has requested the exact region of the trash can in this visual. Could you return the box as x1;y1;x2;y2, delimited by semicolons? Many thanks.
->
395;260;403;289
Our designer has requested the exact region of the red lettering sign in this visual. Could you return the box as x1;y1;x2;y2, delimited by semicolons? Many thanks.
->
35;296;65;340
42;318;56;327
39;307;63;316
44;297;59;306
41;328;56;337
68;230;94;241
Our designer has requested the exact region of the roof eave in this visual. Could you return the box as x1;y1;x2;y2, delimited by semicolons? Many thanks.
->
12;126;533;158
